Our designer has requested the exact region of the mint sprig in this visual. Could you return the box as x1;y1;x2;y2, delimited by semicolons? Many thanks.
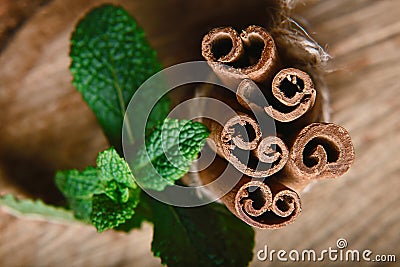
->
55;147;141;231
0;4;256;267
66;4;255;266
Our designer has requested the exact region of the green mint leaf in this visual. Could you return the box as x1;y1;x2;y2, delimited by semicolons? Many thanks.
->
149;197;255;267
145;96;171;135
115;191;153;232
55;167;97;223
55;167;104;199
103;181;131;204
132;119;209;191
67;198;92;222
91;190;140;232
97;148;137;203
55;147;142;230
97;147;136;189
0;194;75;222
55;167;99;221
70;4;163;148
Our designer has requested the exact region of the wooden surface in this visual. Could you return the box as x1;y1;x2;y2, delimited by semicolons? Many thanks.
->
0;0;399;266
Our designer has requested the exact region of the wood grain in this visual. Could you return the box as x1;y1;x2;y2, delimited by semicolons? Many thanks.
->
0;0;399;266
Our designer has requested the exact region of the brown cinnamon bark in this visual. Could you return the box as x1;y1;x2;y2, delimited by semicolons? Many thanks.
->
237;68;317;123
231;178;301;229
203;115;288;178
201;25;280;86
279;123;355;191
203;114;261;157
198;24;354;230
198;155;301;229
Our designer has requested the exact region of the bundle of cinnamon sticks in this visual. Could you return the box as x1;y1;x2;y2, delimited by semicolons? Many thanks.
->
197;25;354;229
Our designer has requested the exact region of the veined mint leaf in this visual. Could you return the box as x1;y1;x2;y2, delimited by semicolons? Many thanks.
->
55;167;103;199
68;198;92;222
115;191;153;232
55;147;141;230
55;167;102;222
91;190;140;232
145;96;171;135
70;4;164;148
149;197;255;267
132;119;209;191
97;148;136;189
0;194;75;222
97;148;137;203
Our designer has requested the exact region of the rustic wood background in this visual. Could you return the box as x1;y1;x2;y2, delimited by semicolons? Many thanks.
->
0;0;399;266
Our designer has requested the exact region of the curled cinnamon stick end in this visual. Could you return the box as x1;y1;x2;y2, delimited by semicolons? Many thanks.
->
288;123;354;180
201;25;279;84
264;68;316;122
223;134;288;178
201;27;244;63
221;114;262;151
234;180;301;229
252;136;289;176
207;115;289;178
204;114;262;160
197;155;301;229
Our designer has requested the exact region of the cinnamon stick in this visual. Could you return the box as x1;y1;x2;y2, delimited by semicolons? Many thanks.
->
201;25;280;86
279;123;355;191
203;115;288;178
231;178;301;229
237;68;317;123
198;155;301;229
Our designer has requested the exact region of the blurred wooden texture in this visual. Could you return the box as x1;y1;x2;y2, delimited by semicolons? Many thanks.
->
0;0;399;266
